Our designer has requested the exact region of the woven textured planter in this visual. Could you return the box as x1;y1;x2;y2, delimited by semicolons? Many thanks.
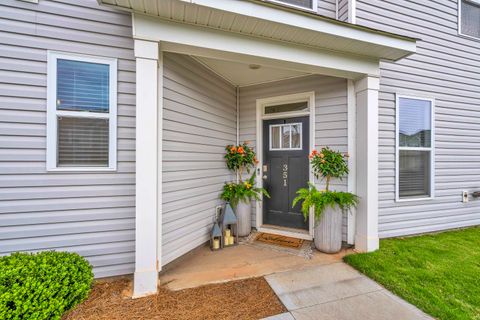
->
314;207;342;253
235;201;252;237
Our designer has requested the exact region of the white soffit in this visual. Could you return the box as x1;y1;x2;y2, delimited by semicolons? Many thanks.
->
195;56;309;86
99;0;417;61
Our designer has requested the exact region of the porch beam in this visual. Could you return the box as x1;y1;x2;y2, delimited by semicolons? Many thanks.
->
133;15;379;79
133;39;160;297
354;76;380;252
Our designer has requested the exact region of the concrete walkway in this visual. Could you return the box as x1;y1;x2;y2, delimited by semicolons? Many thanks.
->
264;262;433;320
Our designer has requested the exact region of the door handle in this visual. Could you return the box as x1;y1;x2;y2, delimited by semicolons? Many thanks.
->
262;175;268;180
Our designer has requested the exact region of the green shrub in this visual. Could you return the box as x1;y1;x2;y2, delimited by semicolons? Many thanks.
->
0;251;93;320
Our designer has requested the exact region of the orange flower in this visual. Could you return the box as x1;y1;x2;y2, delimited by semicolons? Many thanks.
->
319;153;325;159
309;149;318;159
253;156;259;164
237;146;245;154
321;159;326;164
230;146;236;154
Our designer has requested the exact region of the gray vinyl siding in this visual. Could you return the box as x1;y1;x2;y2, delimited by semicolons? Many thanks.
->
162;53;237;265
337;0;349;22
0;0;135;278
239;75;349;241
318;0;337;18
356;0;480;237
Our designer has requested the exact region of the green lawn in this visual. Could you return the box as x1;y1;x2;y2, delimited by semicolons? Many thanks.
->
344;227;480;320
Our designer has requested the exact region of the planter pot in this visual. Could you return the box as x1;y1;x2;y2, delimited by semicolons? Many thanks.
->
235;200;252;237
314;207;343;253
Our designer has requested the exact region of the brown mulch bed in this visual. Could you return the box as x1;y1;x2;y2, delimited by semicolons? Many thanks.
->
63;277;286;320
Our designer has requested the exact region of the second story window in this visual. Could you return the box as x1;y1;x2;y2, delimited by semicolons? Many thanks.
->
460;0;480;39
267;0;318;12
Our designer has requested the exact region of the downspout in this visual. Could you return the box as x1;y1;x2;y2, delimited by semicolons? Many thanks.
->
236;86;240;145
236;86;240;183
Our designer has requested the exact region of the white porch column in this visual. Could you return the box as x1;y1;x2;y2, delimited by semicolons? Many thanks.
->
354;76;380;252
133;40;160;297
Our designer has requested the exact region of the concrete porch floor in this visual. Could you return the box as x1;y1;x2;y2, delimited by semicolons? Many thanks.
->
160;242;351;291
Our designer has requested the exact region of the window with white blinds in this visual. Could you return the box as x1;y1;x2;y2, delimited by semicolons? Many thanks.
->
460;0;480;39
396;96;435;201
267;0;317;11
47;52;117;171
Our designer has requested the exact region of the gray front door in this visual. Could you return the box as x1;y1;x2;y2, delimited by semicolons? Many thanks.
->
262;116;309;230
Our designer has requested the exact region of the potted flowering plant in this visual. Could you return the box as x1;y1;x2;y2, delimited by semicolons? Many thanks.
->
221;142;269;236
292;147;358;253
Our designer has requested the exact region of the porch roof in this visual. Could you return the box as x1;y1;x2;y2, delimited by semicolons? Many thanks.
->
99;0;416;62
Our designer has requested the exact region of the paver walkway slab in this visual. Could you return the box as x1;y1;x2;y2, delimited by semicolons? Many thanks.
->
265;262;433;320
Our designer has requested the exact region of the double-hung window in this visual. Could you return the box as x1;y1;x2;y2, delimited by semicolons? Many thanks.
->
459;0;480;39
47;52;117;171
396;95;435;201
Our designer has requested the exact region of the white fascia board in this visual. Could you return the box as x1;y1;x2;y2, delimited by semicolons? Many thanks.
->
185;0;416;54
134;15;379;79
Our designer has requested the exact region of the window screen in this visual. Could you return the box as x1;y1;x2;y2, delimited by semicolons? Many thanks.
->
57;117;109;167
461;0;480;38
397;97;434;200
399;150;431;198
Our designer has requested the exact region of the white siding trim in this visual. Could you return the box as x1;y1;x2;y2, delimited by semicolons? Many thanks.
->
46;51;118;172
255;91;315;237
348;0;357;24
395;94;436;203
156;52;164;273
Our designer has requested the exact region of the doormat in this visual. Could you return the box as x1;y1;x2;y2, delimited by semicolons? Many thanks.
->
239;231;313;259
255;233;304;249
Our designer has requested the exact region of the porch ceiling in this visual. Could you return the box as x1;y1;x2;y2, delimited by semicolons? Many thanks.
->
99;0;417;62
195;56;310;87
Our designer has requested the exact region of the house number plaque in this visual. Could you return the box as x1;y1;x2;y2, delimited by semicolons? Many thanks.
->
282;164;288;187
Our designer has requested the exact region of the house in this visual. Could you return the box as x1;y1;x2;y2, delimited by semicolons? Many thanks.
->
1;0;479;297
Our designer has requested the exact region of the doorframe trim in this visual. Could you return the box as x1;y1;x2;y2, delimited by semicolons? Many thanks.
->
255;91;316;239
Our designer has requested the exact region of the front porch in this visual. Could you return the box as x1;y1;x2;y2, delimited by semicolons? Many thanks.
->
99;0;416;298
160;238;350;291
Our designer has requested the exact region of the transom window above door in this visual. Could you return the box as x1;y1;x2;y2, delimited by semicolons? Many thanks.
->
264;101;309;115
270;123;302;150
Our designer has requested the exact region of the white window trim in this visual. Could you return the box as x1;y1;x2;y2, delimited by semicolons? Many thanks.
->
266;0;318;13
395;94;435;202
458;0;480;41
269;122;303;151
256;91;315;240
46;51;117;172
